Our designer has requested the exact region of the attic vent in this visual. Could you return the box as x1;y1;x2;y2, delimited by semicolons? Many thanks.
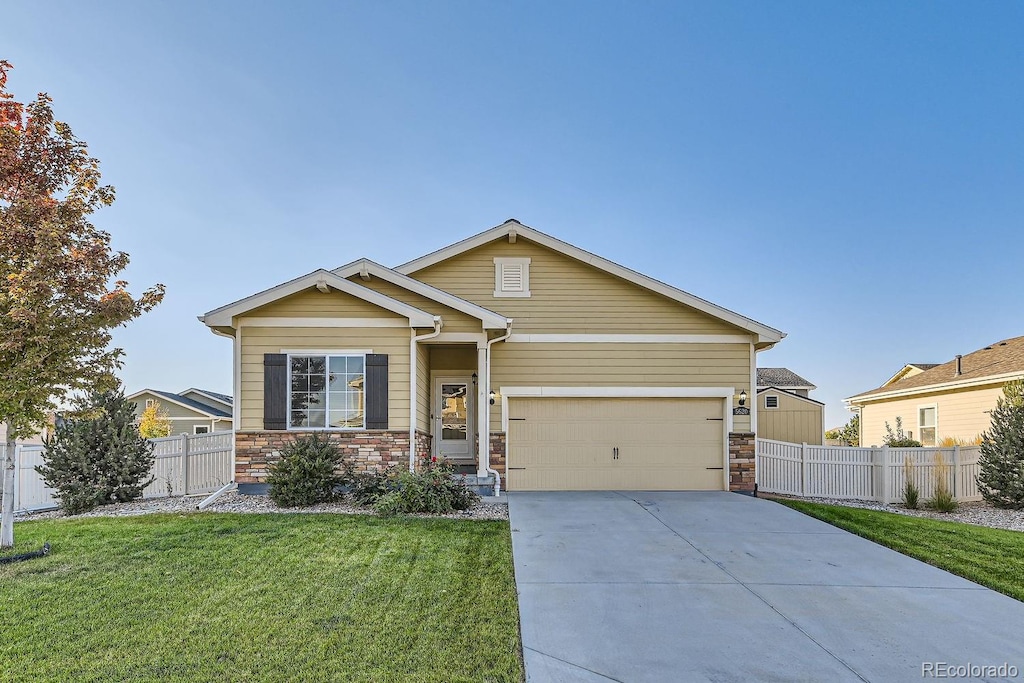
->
765;395;779;409
494;257;531;298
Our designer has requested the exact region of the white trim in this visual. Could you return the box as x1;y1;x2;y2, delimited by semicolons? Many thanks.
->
505;333;754;344
500;386;734;491
278;350;374;356
421;332;488;344
917;402;938;447
238;317;407;328
498;386;735;432
749;344;757;435
332;258;508;329
846;370;1024;404
395;220;784;344
493;257;531;298
200;269;436;328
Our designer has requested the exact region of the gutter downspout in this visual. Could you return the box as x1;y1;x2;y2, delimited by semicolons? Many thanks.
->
484;320;513;495
410;317;443;472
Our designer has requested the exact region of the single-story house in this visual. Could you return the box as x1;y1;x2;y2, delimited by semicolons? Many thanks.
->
755;368;824;444
200;219;785;494
126;388;233;435
846;335;1024;447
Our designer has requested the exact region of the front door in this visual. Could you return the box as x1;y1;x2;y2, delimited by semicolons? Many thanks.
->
433;376;474;461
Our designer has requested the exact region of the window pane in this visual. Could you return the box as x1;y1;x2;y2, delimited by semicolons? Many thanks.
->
306;410;326;428
441;383;468;440
920;427;936;446
307;391;326;408
329;356;347;374
309;357;326;374
290;410;308;427
308;374;326;393
348;356;364;375
291;374;309;393
291;357;309;373
328;410;350;428
919;407;936;427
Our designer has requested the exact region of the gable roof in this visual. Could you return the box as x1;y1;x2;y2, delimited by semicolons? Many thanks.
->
200;269;437;329
882;363;940;386
127;389;232;418
848;335;1024;403
394;219;785;346
757;386;825;406
332;258;509;329
756;368;816;390
180;388;233;408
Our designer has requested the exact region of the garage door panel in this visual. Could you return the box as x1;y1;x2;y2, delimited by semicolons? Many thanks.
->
507;397;726;491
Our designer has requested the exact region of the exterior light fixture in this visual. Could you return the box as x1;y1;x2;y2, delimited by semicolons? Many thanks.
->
489;390;497;405
739;390;747;407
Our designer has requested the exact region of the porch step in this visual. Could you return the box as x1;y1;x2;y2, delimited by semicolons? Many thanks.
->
452;474;496;496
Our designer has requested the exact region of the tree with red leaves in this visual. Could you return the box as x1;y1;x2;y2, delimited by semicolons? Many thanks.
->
0;61;164;547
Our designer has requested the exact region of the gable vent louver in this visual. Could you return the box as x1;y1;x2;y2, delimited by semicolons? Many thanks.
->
501;263;524;292
494;257;531;297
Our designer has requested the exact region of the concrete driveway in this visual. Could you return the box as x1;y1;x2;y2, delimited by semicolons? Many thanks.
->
508;491;1024;682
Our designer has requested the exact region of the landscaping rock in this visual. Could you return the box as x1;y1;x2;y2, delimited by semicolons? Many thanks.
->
772;495;1024;532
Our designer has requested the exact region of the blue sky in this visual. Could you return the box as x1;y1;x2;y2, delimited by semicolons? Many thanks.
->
4;1;1023;427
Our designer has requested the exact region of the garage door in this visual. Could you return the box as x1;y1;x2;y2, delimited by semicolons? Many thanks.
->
506;397;725;491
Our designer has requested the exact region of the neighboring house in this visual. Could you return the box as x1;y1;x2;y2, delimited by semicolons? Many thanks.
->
755;368;824;444
846;335;1024;447
200;219;785;494
126;388;233;435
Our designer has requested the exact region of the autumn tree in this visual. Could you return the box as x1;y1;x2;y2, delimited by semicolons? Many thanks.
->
138;400;172;439
0;61;164;547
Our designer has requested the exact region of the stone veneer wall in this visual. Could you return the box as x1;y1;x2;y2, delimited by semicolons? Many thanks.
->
234;430;432;491
728;431;756;493
488;432;506;478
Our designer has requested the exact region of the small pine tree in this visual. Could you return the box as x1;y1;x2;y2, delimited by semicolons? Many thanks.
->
138;400;172;438
37;388;156;514
976;380;1024;509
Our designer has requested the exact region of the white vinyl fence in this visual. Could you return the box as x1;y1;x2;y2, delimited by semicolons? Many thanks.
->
756;438;983;503
1;432;233;513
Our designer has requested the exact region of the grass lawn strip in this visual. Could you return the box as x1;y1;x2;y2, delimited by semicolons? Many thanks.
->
779;499;1024;603
0;513;522;683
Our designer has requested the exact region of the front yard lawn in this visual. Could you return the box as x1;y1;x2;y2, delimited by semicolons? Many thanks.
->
0;513;522;682
780;500;1024;602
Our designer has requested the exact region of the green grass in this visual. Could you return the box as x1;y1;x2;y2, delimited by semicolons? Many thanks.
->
0;513;522;683
779;500;1024;602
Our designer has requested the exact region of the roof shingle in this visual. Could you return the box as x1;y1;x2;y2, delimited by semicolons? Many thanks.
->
756;368;816;389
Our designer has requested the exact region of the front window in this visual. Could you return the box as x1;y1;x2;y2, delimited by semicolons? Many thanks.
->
289;354;365;429
918;406;936;446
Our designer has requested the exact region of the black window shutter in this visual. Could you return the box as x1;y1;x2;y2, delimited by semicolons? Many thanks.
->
264;353;288;430
365;354;389;429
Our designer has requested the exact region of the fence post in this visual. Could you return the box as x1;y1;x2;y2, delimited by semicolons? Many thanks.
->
800;442;808;497
879;446;890;504
13;444;22;511
952;445;960;499
180;433;190;497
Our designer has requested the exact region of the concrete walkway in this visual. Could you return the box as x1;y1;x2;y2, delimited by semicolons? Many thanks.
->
508;491;1024;682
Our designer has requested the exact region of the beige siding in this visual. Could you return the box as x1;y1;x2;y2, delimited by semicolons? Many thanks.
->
490;342;752;431
238;326;411;431
859;385;1004;447
429;345;477;372
757;391;823;444
347;276;483;333
416;342;430;432
412;238;749;335
245;287;402;319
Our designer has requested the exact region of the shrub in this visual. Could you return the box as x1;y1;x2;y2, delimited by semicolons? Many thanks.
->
345;463;398;505
901;456;920;509
884;417;922;448
976;380;1024;509
372;459;479;516
925;451;958;513
37;389;155;515
267;434;344;507
937;435;982;447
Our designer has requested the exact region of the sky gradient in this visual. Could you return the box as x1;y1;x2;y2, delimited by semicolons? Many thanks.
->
4;1;1023;427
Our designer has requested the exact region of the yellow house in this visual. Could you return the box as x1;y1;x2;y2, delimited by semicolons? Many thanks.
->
200;220;785;494
846;335;1024;447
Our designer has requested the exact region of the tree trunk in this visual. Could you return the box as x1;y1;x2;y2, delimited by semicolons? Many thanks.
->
1;422;16;548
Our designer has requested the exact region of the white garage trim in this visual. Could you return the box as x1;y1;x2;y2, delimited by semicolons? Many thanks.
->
500;386;735;490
